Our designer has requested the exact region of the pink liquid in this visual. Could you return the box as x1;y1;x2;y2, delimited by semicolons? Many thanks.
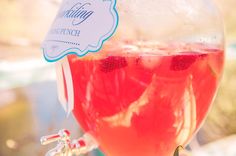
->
62;43;224;156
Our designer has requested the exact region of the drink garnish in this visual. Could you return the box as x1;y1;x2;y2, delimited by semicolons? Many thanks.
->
100;56;127;72
170;53;207;71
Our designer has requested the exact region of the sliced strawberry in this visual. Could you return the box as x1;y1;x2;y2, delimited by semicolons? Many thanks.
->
170;53;206;71
100;56;127;72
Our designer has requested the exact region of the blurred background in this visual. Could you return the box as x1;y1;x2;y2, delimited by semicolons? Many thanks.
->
0;0;235;156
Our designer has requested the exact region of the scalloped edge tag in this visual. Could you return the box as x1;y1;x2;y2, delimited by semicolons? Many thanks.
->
42;0;119;62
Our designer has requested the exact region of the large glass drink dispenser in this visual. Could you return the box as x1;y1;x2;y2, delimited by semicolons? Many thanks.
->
41;0;224;155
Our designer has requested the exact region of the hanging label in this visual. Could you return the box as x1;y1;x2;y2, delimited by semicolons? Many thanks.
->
42;0;119;62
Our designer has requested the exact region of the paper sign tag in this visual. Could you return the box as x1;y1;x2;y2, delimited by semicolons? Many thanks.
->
42;0;119;62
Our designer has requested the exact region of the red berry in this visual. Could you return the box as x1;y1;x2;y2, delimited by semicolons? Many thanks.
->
170;53;206;71
100;56;127;72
